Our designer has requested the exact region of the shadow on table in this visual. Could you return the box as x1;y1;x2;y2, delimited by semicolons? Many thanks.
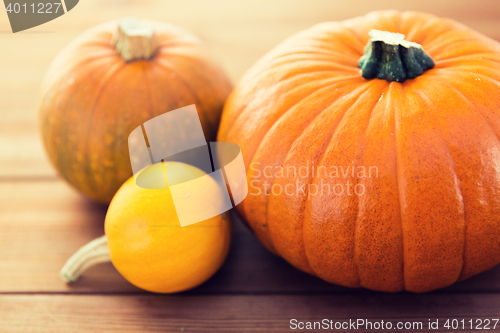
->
192;211;500;296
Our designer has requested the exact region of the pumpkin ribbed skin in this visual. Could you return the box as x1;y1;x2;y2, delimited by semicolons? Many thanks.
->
39;19;232;203
217;11;500;292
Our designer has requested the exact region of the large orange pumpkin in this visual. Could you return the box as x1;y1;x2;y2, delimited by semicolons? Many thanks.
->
39;18;232;203
218;11;500;292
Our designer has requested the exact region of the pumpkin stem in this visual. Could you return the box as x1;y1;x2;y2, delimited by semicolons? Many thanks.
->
111;18;159;62
60;235;110;283
358;29;434;83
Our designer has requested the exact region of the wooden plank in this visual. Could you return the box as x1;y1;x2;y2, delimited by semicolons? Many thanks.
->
0;181;140;292
0;124;55;178
1;293;500;332
1;180;500;294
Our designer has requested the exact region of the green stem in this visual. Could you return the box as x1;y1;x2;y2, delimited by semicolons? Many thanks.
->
358;29;435;83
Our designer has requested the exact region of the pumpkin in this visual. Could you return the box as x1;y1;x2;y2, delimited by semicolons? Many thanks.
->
60;162;232;293
217;10;500;292
39;18;232;203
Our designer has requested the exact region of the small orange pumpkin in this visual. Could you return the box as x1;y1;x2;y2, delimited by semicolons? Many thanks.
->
218;11;500;292
39;18;232;203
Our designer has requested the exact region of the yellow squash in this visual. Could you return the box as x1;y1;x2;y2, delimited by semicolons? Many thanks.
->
60;162;232;293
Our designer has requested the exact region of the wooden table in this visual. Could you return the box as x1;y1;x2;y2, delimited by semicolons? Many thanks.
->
1;1;500;331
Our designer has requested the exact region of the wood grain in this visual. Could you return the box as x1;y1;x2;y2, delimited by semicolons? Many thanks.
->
1;294;500;332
